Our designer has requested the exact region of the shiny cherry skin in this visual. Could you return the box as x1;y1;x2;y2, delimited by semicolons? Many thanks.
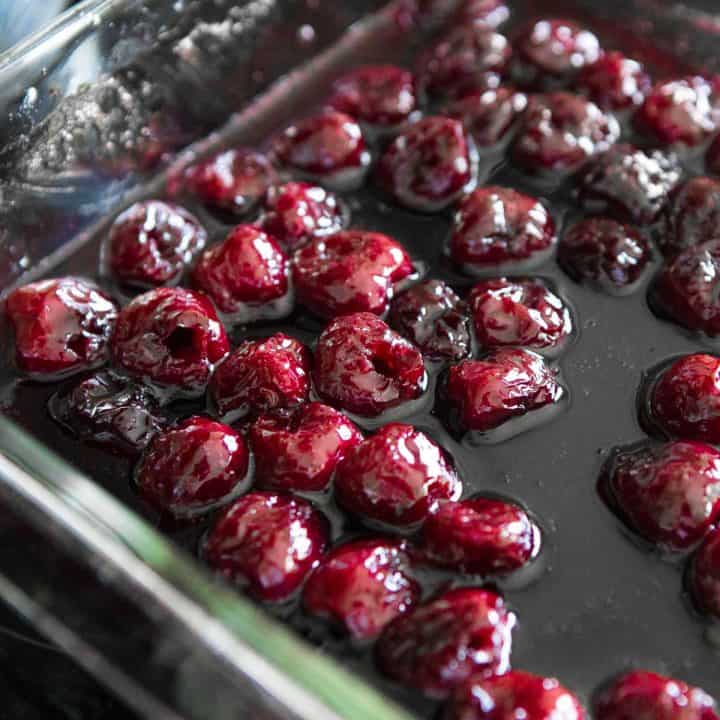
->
107;201;207;289
453;0;510;29
7;277;118;379
209;333;311;423
203;492;328;603
293;230;414;319
375;587;516;698
388;279;471;362
559;218;651;292
249;402;363;492
111;287;228;396
469;278;572;353
443;670;585;720
303;538;420;640
185;148;276;216
334;423;461;531
449;186;556;273
136;416;250;518
421;496;539;575
445;349;563;433
576;52;651;111
600;440;720;551
259;181;346;252
375;116;476;212
690;528;720;618
313;313;427;418
594;671;719;720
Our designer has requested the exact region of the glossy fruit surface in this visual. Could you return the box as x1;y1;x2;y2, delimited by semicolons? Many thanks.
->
576;52;650;111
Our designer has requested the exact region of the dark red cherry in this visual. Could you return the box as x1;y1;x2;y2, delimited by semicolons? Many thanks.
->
388;279;471;362
559;218;651;293
293;229;414;319
259;182;347;252
445;349;563;434
48;370;164;455
453;0;510;29
107;201;207;289
209;333;311;423
185;148;276;216
334;423;461;530
443;670;585;720
594;671;718;720
249;402;362;493
111;287;228;396
191;224;289;321
375;587;515;698
313;313;427;417
421;496;539;575
375;116;476;212
6;277;118;379
600;440;720;551
512;92;620;174
577;144;682;225
203;492;328;602
691;527;720;618
136;416;250;518
327;65;418;130
647;354;720;444
303;538;420;640
708;135;720;175
273;110;370;189
576;52;651;111
449;186;556;273
469;278;572;353
635;76;720;148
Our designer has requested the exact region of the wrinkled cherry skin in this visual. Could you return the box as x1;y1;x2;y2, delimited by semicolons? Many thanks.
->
191;225;288;315
327;65;418;130
691;527;720;618
375;587;515;698
578;144;682;225
249;402;362;492
559;218;651;292
303;538;420;640
449;186;556;272
313;313;427;417
334;423;461;530
203;492;328;603
185;148;276;216
375;116;476;212
576;52;651;111
469;278;572;353
659;177;720;258
209;334;311;423
259;182;346;252
647;354;720;444
445;349;563;433
293;230;414;319
600;440;720;551
512;92;620;174
135;416;250;518
108;201;207;289
420;497;539;575
388;280;471;362
594;671;719;720
443;670;585;720
6;277;118;378
635;76;720;148
111;287;228;396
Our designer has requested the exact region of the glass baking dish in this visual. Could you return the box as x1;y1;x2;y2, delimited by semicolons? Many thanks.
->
1;0;720;718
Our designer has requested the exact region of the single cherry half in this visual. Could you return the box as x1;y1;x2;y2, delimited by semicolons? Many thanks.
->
690;527;720;619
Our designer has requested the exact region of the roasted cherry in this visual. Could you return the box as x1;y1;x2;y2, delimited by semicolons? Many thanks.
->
576;52;651;111
135;416;250;518
203;492;328;602
6;277;118;379
293;230;414;319
303;538;420;640
249;402;362;493
690;527;720;619
209;333;311;423
313;313;427;418
375;587;515;698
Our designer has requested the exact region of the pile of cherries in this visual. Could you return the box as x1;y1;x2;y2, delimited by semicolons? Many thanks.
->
4;0;720;716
